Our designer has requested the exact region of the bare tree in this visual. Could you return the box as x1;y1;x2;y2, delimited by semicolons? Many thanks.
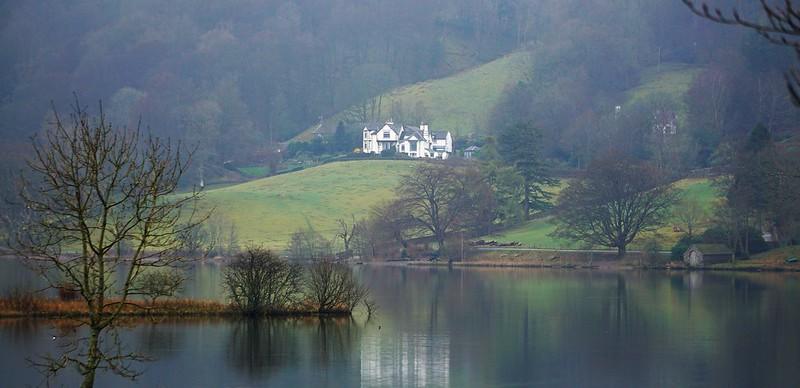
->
287;227;334;261
553;153;679;256
371;200;416;251
224;247;304;315
132;269;184;305
335;215;357;259
397;163;477;256
15;100;206;388
306;260;368;314
683;0;800;105
674;197;707;238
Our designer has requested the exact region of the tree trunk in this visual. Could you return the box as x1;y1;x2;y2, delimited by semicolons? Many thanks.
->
617;244;627;258
81;326;102;388
523;182;531;220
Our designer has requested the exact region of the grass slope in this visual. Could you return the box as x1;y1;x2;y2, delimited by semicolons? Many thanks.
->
294;51;533;141
627;63;702;125
295;57;700;143
200;160;418;249
485;178;720;250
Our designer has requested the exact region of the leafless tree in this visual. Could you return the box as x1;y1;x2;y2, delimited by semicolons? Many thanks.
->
553;153;679;256
132;269;184;305
397;163;477;256
335;215;357;259
224;247;304;315
674;197;707;238
371;200;416;250
287;227;334;261
306;260;369;314
683;0;800;105
15;100;206;388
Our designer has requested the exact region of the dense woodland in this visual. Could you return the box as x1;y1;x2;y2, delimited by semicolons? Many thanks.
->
1;1;799;180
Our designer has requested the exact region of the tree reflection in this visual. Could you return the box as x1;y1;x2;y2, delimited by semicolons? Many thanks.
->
226;319;300;379
135;320;187;360
309;317;359;366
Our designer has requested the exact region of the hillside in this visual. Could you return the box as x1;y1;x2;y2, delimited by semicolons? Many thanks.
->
294;51;534;141
484;178;719;250
294;53;701;142
199;160;418;249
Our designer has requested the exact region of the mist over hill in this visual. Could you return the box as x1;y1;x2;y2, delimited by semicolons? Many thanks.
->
0;0;798;176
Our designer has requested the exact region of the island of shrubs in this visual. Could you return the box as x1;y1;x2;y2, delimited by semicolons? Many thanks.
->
0;247;373;319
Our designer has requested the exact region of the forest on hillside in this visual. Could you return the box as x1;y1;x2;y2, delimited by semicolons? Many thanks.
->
0;0;798;178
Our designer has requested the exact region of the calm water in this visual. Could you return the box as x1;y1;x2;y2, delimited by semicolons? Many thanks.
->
1;260;800;387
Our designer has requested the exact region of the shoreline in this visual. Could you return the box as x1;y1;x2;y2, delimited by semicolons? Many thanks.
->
403;260;800;272
0;298;355;320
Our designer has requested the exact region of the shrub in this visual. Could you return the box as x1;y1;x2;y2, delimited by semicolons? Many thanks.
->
133;269;184;304
224;248;304;315
3;288;43;314
306;260;368;313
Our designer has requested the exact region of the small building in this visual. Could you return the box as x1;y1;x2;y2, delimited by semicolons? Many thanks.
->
463;145;481;159
683;244;733;267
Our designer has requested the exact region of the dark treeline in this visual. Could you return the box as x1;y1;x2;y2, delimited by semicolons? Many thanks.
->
490;1;800;170
2;1;795;179
0;0;527;173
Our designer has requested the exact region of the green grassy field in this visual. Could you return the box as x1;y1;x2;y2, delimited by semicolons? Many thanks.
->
199;160;418;249
293;54;701;143
294;51;533;141
484;178;720;250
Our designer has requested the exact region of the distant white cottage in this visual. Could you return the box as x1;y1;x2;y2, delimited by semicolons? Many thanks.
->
362;120;453;159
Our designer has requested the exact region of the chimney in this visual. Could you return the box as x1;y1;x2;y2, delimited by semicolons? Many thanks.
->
421;122;429;139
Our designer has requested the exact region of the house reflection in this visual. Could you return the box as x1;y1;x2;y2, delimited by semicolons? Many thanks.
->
360;333;450;387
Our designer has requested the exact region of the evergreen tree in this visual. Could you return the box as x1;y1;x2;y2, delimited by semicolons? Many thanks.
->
497;122;557;219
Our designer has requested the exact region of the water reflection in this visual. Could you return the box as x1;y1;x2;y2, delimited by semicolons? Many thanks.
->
227;318;301;379
1;261;800;387
361;333;450;387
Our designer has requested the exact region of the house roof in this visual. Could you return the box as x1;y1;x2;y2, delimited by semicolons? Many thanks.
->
465;145;481;152
689;244;732;255
401;128;424;140
363;123;382;132
432;131;448;139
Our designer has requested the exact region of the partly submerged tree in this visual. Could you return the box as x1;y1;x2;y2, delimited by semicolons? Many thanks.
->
224;247;304;315
553;153;679;256
16;100;206;387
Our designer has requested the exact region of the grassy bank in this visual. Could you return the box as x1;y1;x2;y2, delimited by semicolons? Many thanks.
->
710;246;800;271
200;160;418;249
483;177;720;250
409;245;800;273
0;298;232;319
0;297;358;319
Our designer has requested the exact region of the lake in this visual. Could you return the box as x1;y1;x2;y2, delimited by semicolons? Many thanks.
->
1;260;800;387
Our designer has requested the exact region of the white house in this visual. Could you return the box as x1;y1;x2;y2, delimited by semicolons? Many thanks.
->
362;120;453;159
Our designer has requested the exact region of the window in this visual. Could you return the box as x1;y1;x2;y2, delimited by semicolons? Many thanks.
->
383;132;390;139
400;145;405;152
410;142;417;152
364;132;368;139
